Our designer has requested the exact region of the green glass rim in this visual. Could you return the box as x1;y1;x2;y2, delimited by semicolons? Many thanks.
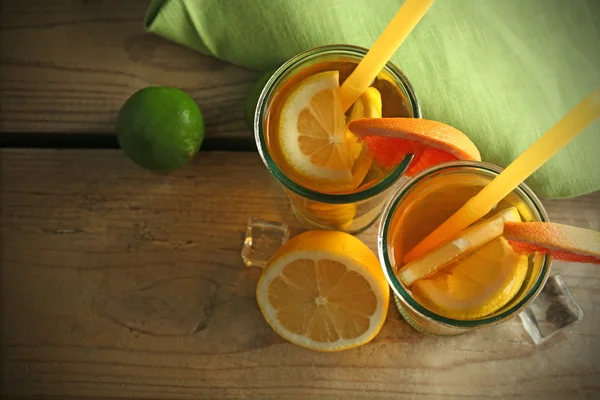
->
378;160;552;328
253;44;422;204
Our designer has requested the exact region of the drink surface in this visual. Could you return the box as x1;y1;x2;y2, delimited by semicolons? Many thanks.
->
389;170;545;320
265;60;411;194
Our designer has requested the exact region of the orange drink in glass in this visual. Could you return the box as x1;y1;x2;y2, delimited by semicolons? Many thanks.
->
254;45;420;233
378;161;554;336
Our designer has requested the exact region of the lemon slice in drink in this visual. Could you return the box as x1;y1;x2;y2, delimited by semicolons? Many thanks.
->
256;231;389;352
302;200;357;231
412;237;528;319
279;71;355;191
299;87;383;230
347;87;380;188
398;207;522;286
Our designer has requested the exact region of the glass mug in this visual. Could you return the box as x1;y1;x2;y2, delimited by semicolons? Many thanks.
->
254;44;421;234
378;161;584;343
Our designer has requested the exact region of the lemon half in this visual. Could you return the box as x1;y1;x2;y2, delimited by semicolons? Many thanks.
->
256;231;389;352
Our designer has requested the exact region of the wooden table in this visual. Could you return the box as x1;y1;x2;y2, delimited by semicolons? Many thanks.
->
1;2;599;399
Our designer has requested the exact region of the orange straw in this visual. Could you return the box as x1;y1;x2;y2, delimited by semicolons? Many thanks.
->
404;88;600;263
340;0;436;111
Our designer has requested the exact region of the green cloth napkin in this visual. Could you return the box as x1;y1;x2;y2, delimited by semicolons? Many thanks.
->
144;0;600;199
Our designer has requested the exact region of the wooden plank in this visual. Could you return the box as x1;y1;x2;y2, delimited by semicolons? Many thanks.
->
1;149;599;399
0;0;259;138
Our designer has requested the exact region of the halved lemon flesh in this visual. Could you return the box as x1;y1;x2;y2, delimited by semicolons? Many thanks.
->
256;231;389;352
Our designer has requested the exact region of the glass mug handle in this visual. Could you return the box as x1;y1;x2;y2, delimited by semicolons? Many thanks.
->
241;218;584;345
518;273;584;345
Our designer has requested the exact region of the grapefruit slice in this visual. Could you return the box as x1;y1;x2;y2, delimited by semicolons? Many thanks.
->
348;118;481;176
503;222;600;264
397;207;522;286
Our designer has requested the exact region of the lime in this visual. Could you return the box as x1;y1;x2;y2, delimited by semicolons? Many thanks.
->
116;86;205;172
244;69;277;129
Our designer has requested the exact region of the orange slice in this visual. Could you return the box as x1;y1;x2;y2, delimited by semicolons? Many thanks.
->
398;207;522;286
504;222;600;264
256;231;389;352
412;237;528;320
348;118;481;176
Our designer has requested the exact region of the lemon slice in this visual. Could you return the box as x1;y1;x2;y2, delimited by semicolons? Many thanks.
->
398;207;522;286
412;237;528;319
347;87;381;188
256;231;389;352
302;200;357;231
279;71;354;191
296;87;382;230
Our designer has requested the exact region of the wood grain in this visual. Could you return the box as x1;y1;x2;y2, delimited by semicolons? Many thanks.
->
0;0;259;137
1;149;599;399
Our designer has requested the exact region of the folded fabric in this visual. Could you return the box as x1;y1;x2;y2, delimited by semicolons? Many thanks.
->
144;0;600;199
